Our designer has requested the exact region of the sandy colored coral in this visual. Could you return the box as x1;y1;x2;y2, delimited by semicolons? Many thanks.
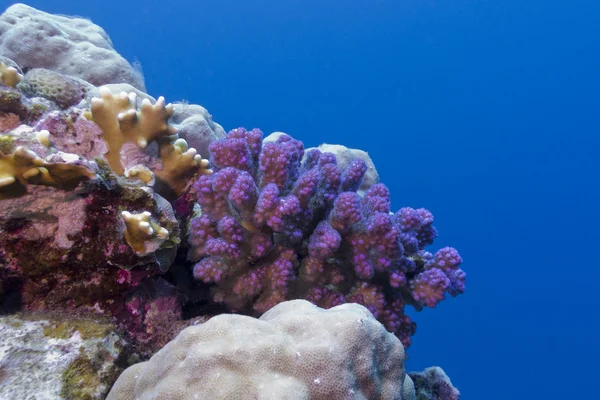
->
121;210;169;255
0;62;22;87
0;4;145;89
85;86;210;196
154;138;212;196
19;68;88;109
0;145;95;191
84;87;177;175
124;164;154;184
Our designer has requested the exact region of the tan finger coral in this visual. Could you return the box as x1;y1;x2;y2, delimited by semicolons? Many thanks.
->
85;87;177;175
121;210;169;255
155;138;212;196
0;145;95;192
85;87;211;197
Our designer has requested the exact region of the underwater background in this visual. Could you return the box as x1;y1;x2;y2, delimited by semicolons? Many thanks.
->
4;0;599;398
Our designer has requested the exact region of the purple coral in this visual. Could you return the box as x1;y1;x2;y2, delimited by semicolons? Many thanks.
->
188;128;467;346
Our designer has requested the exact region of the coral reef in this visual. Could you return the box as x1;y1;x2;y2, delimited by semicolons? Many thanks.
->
0;4;465;398
187;128;466;347
0;15;218;355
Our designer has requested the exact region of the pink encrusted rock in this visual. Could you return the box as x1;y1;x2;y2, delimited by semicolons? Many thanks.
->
0;111;19;132
408;367;460;400
36;112;109;160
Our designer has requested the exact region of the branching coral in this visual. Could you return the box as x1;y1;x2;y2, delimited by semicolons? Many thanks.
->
121;210;169;256
153;138;212;196
0;144;96;193
188;128;467;347
84;87;177;174
84;87;210;196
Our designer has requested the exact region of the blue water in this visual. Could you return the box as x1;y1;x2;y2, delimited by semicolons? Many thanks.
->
12;0;600;398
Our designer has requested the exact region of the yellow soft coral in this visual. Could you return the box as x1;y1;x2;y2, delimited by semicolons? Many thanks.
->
0;146;95;191
85;87;177;175
0;63;22;87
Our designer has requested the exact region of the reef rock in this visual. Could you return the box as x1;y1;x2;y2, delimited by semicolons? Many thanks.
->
0;313;128;400
408;367;461;400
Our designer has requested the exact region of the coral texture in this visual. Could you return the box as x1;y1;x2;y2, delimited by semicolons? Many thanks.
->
188;128;466;347
108;300;409;400
169;103;226;158
19;68;90;109
0;3;145;89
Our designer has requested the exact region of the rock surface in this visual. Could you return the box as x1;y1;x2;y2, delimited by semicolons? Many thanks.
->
0;313;128;400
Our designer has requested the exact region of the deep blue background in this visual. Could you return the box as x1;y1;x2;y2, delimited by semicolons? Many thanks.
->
5;0;599;398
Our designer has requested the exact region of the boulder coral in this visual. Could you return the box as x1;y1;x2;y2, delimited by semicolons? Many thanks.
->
108;300;409;400
0;3;145;89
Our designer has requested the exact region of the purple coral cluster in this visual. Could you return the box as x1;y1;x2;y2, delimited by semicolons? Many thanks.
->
188;128;466;347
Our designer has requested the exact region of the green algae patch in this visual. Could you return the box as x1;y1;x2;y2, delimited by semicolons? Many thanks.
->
0;135;15;154
43;318;114;340
25;102;50;122
121;185;149;204
61;354;100;400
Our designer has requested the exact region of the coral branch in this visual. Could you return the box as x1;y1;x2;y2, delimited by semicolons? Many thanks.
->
188;128;467;347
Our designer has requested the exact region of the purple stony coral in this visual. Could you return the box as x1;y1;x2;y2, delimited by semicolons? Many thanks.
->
188;128;466;347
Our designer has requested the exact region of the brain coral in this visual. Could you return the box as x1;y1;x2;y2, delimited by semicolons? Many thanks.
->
107;299;408;400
